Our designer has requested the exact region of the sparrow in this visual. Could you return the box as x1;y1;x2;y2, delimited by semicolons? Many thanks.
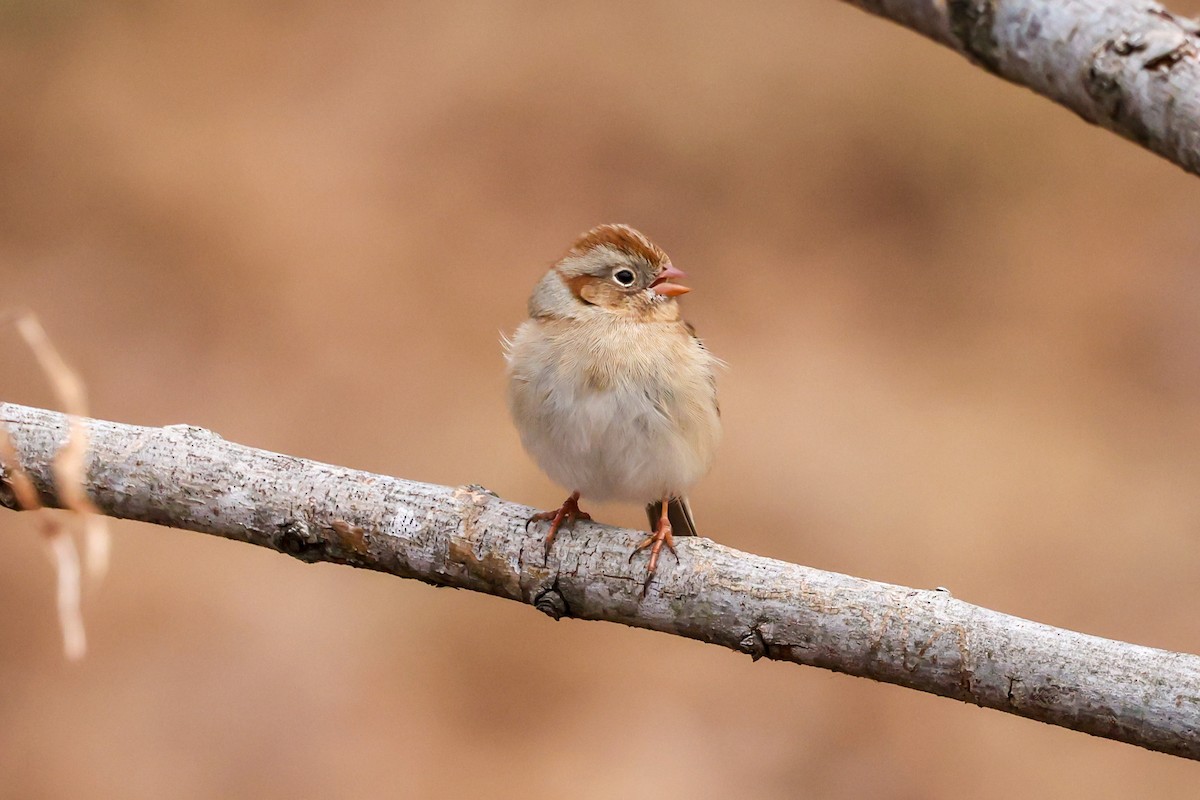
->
505;223;721;594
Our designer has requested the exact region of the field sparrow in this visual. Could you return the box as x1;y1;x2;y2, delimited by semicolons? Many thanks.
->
505;224;721;593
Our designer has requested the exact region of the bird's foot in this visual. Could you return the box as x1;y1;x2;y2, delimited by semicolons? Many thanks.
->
527;491;591;562
630;517;678;597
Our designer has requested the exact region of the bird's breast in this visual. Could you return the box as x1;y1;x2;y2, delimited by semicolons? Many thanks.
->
506;317;720;502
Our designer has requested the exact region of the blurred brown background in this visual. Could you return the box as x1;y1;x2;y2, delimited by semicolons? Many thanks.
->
3;1;1200;797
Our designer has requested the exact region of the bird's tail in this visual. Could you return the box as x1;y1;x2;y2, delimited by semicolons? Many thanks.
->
646;496;698;537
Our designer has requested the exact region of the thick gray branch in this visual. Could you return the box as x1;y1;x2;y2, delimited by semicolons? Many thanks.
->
842;0;1200;176
1;402;1198;759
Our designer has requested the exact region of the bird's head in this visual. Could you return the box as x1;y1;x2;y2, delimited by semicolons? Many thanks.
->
529;224;688;320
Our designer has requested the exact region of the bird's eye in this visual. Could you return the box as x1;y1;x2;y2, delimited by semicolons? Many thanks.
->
613;269;636;286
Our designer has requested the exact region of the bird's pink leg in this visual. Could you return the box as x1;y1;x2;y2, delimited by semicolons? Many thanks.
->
527;491;592;561
630;496;678;596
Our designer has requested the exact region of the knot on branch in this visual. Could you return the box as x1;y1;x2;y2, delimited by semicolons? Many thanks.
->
277;519;324;561
278;517;373;567
0;468;17;510
534;583;569;621
1086;13;1199;145
162;423;224;441
739;625;769;662
948;0;1000;73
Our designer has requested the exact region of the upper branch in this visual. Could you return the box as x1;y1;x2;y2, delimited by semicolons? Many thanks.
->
1;401;1198;759
842;0;1200;176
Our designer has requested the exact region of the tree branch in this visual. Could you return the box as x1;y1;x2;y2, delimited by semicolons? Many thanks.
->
1;401;1198;759
841;0;1200;176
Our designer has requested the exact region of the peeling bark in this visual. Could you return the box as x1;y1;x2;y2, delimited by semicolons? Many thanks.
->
1;402;1198;759
842;0;1200;175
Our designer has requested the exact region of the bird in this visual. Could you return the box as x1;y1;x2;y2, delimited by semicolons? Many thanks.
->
505;223;721;594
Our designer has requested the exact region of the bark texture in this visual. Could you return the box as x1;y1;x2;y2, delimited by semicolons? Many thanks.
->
2;402;1198;759
843;0;1200;176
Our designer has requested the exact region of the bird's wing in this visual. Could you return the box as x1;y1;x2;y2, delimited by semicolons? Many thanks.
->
683;319;721;418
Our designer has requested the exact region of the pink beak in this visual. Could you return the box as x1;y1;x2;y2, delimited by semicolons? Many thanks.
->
651;264;690;297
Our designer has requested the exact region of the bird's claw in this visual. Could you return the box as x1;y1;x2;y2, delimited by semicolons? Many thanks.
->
526;493;591;563
629;520;677;597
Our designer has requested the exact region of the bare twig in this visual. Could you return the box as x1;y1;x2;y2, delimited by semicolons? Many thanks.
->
841;0;1200;176
0;401;1197;758
10;311;111;580
1;310;109;660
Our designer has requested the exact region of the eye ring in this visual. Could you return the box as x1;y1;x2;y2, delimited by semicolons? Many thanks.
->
613;268;636;287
